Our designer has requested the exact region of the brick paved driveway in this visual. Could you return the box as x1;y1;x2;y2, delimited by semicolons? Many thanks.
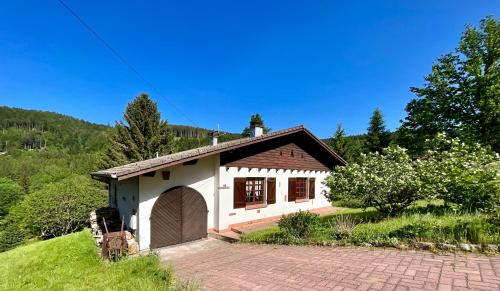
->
163;241;500;290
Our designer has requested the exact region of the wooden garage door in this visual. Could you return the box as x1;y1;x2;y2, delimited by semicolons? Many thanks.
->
150;186;208;248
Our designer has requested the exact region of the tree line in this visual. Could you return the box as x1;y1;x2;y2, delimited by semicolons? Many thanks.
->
327;16;499;161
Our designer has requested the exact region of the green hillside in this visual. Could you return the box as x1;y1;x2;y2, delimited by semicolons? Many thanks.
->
0;230;182;290
0;106;240;154
0;105;243;253
0;106;110;154
0;106;111;194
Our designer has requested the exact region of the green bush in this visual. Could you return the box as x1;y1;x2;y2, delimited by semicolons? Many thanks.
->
278;211;320;239
0;223;26;252
488;208;500;226
0;178;24;218
14;175;107;238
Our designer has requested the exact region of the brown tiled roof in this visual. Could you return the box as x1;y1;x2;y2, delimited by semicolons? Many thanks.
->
91;125;346;181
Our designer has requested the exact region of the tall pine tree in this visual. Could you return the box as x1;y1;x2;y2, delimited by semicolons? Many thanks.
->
366;108;391;153
102;94;176;167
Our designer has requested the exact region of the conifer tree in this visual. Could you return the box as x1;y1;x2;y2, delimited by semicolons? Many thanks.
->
102;94;176;167
241;113;271;137
366;108;391;153
328;124;361;162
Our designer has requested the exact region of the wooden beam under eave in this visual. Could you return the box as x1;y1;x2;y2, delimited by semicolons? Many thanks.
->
90;175;110;184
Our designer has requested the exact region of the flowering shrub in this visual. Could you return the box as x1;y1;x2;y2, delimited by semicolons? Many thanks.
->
418;133;499;212
325;146;424;216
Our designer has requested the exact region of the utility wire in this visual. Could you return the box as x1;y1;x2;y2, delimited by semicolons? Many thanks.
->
56;0;200;128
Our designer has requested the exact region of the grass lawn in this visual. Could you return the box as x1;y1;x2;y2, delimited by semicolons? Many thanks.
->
0;229;185;290
241;201;500;249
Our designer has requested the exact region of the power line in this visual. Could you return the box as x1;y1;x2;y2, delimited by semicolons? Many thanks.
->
56;0;199;128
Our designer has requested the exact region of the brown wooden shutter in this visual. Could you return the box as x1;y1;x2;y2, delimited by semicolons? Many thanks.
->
309;178;315;199
288;178;296;202
267;178;276;204
234;178;246;208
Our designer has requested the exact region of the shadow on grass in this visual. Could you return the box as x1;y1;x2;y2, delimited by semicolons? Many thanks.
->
401;200;451;216
323;199;450;226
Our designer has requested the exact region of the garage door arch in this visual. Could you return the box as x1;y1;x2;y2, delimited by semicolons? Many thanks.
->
150;186;208;248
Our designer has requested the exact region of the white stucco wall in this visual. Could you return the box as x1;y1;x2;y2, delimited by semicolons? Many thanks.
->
217;167;331;230
112;152;332;251
115;177;140;231
137;155;217;250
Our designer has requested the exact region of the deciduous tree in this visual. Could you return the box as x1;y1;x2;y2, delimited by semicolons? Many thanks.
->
397;17;500;153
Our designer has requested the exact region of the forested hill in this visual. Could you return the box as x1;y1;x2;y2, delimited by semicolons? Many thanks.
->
0;106;237;154
0;106;110;154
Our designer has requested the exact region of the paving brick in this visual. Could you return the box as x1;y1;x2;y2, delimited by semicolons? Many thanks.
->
163;241;500;290
424;281;439;290
452;278;467;287
405;269;417;276
468;280;499;290
437;284;453;291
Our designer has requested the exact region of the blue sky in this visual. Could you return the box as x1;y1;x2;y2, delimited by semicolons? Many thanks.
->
0;1;498;138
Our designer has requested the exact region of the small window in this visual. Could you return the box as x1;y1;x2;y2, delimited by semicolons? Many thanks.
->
245;178;265;204
288;177;315;201
291;150;294;157
295;178;307;199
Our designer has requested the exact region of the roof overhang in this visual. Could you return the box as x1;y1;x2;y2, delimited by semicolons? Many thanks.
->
91;125;346;182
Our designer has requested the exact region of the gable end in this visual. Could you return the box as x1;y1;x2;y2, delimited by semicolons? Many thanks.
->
221;142;329;171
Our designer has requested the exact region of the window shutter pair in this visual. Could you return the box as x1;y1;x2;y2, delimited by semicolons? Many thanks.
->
234;177;277;208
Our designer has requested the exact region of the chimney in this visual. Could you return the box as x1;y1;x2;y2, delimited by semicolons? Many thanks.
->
209;130;220;146
249;120;263;138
